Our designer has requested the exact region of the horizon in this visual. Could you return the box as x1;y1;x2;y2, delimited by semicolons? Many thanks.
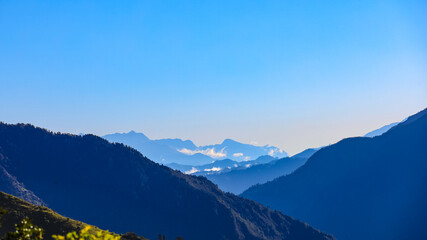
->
1;0;426;155
0;108;418;156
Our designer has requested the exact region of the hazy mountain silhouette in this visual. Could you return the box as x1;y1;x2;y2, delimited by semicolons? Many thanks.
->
363;122;399;137
103;132;213;165
103;131;151;145
166;155;277;175
248;155;278;164
199;138;288;161
290;148;319;159
166;159;239;174
242;108;427;240
103;132;287;166
205;153;311;194
0;123;333;240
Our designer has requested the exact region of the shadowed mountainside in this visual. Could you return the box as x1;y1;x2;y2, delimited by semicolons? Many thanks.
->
0;191;147;240
0;165;45;206
0;191;96;238
205;156;308;194
0;123;333;240
242;108;427;240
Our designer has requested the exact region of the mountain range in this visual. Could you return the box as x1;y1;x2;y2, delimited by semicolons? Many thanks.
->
242;108;427;240
166;155;277;175
166;148;319;194
0;123;333;240
103;132;287;166
203;148;319;194
106;121;398;196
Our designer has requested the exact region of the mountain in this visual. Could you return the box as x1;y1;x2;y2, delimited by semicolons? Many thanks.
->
103;132;214;166
166;159;240;174
290;148;319;159
0;123;334;240
205;154;310;194
103;132;287;166
0;191;147;240
197;138;288;161
0;165;45;206
242;108;427;240
364;122;399;137
103;131;151;145
0;191;97;239
166;155;277;175
248;155;278;165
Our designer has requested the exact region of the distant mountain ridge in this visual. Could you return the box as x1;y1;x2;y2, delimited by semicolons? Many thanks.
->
195;138;287;161
204;149;317;194
167;150;317;194
242;108;427;240
363;122;399;137
166;155;277;175
290;148;319;159
0;122;333;240
103;132;287;166
103;131;213;166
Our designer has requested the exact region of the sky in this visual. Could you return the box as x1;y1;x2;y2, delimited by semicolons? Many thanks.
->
0;0;426;155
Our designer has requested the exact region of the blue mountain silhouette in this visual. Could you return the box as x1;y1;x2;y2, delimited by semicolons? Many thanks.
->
103;132;287;166
242;108;427;240
0;123;333;240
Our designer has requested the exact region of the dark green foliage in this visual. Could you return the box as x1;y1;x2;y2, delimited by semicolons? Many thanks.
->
0;192;148;240
0;192;92;239
52;226;120;240
5;217;43;240
120;232;147;240
0;208;7;228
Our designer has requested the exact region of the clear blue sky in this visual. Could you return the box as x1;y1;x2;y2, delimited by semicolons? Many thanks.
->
1;0;426;154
